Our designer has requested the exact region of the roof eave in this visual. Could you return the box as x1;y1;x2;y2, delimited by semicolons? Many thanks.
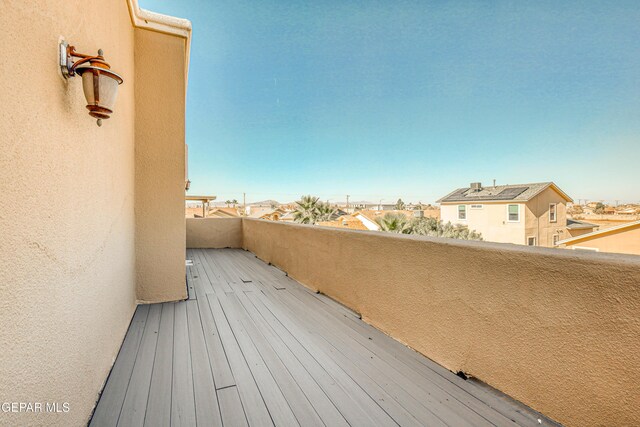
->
440;199;529;204
127;0;192;89
557;220;640;245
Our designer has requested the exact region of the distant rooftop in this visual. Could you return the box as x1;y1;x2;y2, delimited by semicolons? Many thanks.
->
186;195;217;202
566;219;598;230
437;182;572;204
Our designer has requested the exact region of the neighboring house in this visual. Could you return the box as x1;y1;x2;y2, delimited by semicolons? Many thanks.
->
353;211;381;230
247;207;289;221
556;220;640;255
566;219;599;239
411;208;441;220
317;211;381;231
616;207;640;215
185;195;217;218
208;207;241;218
437;182;575;247
279;211;296;222
349;202;397;211
246;206;276;218
330;208;349;220
317;215;370;231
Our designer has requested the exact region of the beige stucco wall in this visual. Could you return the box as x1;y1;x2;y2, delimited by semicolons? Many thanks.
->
566;227;596;238
0;1;137;426
186;218;243;248
442;202;525;244
563;225;640;256
241;218;640;427
524;187;568;247
134;29;187;303
0;1;190;425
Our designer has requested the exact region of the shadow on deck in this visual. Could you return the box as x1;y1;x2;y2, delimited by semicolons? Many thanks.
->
90;248;560;426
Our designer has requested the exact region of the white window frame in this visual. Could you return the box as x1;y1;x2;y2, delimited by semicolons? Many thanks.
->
507;204;520;222
549;203;557;223
552;234;560;246
457;205;467;220
527;236;536;246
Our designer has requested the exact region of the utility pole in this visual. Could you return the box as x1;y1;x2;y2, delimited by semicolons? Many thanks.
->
243;192;246;216
346;195;350;210
379;199;383;211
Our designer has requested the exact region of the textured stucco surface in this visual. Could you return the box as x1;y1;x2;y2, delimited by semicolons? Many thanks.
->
134;29;187;303
241;219;640;427
0;1;190;425
0;1;137;425
524;186;568;247
441;202;526;244
186;218;243;248
563;225;640;255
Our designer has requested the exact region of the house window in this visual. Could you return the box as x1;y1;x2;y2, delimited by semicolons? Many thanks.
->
508;204;519;222
552;234;559;245
549;203;557;223
458;205;466;220
470;204;483;209
527;236;536;246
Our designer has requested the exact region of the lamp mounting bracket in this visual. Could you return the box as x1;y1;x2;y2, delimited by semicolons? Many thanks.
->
59;40;109;79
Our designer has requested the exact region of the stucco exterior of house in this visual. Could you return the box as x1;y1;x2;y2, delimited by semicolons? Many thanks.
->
557;220;640;255
1;1;190;424
438;182;581;247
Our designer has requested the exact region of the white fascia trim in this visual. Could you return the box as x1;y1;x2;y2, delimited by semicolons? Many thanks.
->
127;0;192;87
557;219;640;245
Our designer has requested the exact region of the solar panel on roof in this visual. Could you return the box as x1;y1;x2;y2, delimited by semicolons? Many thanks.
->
442;186;529;202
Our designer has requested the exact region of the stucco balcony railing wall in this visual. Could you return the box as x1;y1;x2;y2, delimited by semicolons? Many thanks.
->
186;217;640;427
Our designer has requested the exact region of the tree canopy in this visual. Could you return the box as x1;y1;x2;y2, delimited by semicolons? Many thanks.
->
293;195;337;225
375;212;411;233
375;213;482;240
594;202;605;214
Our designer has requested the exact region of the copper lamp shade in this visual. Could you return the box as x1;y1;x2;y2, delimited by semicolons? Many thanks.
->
59;40;124;125
76;64;123;120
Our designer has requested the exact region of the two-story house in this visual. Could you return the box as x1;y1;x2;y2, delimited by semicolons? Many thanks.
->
437;182;577;247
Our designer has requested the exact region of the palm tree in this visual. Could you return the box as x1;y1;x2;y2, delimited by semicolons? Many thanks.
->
316;202;337;222
395;198;406;210
375;213;411;233
293;195;321;224
225;200;232;207
231;199;238;207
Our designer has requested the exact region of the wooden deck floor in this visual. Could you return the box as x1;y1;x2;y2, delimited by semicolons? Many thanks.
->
90;248;559;427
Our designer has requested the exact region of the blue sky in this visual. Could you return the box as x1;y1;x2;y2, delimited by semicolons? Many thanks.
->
141;0;640;204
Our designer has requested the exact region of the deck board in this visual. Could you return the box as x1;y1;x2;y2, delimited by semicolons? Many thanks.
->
144;303;174;427
186;300;223;426
171;302;196;427
90;304;149;427
118;304;161;427
91;248;561;427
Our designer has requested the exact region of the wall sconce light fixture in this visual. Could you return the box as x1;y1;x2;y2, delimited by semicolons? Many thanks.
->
59;40;124;126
